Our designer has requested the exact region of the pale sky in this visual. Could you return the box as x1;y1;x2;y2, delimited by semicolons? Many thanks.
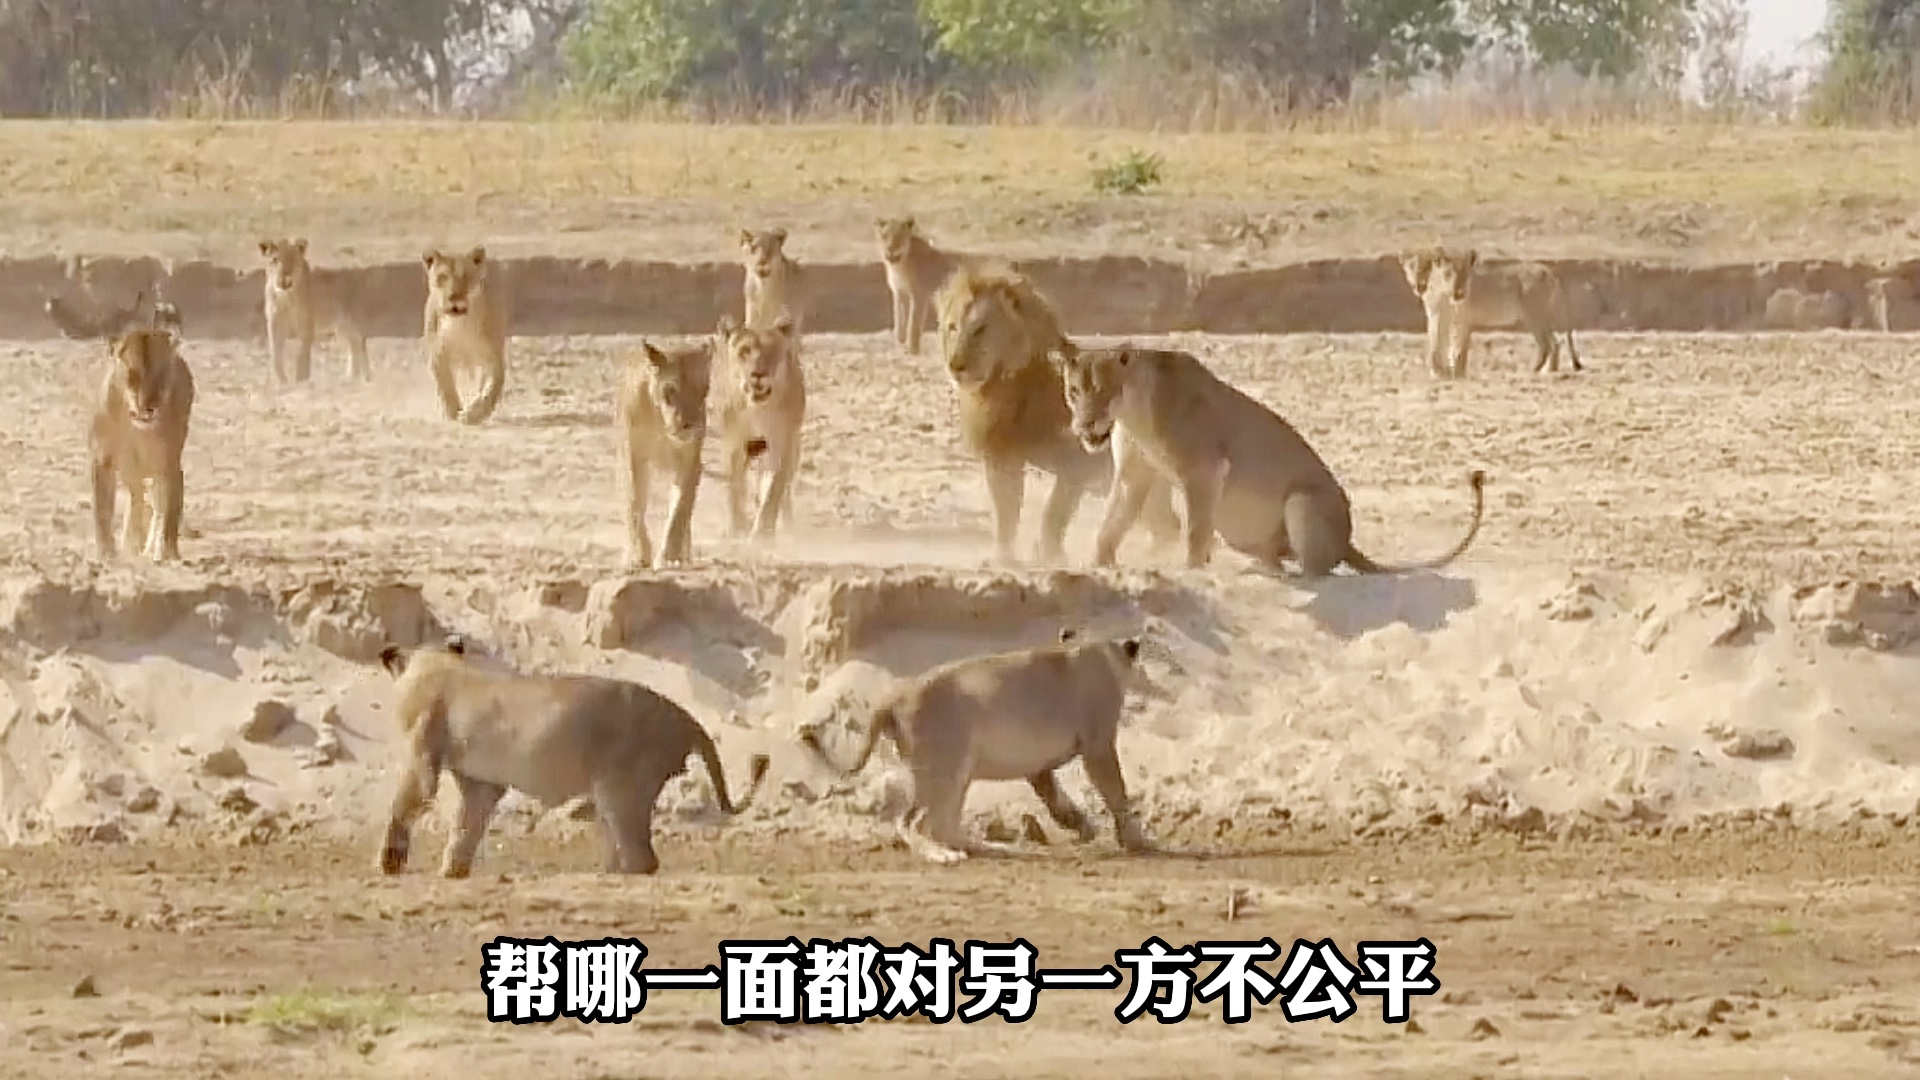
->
1744;0;1826;68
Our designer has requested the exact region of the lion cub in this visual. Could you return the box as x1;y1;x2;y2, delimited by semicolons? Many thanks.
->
1403;247;1582;378
737;227;811;333
714;312;806;542
258;237;371;383
421;246;510;424
875;215;963;355
801;628;1152;865
619;338;715;569
90;329;196;563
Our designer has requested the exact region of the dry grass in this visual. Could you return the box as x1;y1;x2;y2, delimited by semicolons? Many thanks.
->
2;120;1916;266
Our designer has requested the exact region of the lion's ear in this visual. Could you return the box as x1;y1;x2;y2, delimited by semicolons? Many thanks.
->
421;249;441;268
736;228;754;248
717;314;738;337
769;227;787;244
1120;638;1142;661
292;237;308;254
378;644;406;675
468;246;486;265
258;240;276;257
772;311;796;336
642;342;669;368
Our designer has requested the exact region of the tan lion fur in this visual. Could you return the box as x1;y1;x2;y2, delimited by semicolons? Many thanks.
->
875;215;965;355
90;329;196;563
800;628;1151;865
619;338;715;569
421;246;510;424
375;636;770;878
257;237;371;383
935;262;1179;565
1056;343;1486;577
714;312;807;542
737;227;812;334
1417;248;1584;378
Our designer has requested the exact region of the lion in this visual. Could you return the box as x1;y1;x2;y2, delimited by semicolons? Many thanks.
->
619;337;715;569
875;215;965;356
375;635;771;878
1055;343;1486;576
935;262;1180;565
714;312;806;542
799;628;1151;865
257;237;371;383
89;329;195;563
421;246;510;424
1412;248;1583;378
738;227;811;333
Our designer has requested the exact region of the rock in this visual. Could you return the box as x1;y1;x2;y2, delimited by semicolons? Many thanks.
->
296;726;346;769
72;974;99;998
240;700;296;744
109;1028;154;1051
198;746;249;779
1469;1017;1501;1040
125;786;160;814
216;784;258;814
1720;729;1795;762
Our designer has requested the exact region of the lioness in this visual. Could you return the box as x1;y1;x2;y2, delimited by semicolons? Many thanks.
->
421;246;510;424
936;262;1180;565
619;337;714;568
875;215;964;355
375;637;771;877
714;312;806;542
90;329;195;563
257;237;371;383
738;227;811;333
1417;248;1583;377
1056;343;1486;576
800;628;1151;865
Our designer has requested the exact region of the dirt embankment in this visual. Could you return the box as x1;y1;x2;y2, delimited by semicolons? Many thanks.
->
14;254;1920;341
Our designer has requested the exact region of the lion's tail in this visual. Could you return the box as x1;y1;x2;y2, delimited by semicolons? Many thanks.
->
797;704;895;777
690;724;769;816
1346;469;1487;575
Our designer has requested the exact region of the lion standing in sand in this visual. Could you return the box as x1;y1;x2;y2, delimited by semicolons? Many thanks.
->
1401;247;1582;378
90;329;195;563
714;312;806;542
375;636;770;878
1056;342;1486;576
801;628;1152;865
875;215;964;356
619;337;715;569
258;237;372;383
738;227;811;333
421;246;510;424
936;262;1179;565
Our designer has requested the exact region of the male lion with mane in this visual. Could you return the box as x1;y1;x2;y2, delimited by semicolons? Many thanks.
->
421;246;510;424
90;329;195;563
800;628;1151;865
1403;247;1583;378
1055;343;1486;576
936;262;1179;565
375;636;770;878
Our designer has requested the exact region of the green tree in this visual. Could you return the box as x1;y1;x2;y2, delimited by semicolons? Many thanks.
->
915;0;1122;78
1815;0;1920;121
1467;0;1699;80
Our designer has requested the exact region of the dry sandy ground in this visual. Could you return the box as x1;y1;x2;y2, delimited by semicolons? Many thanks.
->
3;326;1920;1077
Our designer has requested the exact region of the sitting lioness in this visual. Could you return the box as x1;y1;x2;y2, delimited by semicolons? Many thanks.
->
421;246;510;424
375;636;770;878
258;237;371;383
1404;247;1583;378
714;312;806;542
800;628;1152;865
1055;343;1486;576
619;337;715;568
90;329;195;563
936;262;1180;565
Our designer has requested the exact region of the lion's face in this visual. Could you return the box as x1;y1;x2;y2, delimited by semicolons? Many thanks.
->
875;217;916;263
940;287;1031;388
1430;250;1477;304
1059;346;1130;453
721;313;796;405
1399;249;1436;297
258;237;311;292
422;246;488;317
641;341;713;443
112;330;175;429
738;228;788;280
